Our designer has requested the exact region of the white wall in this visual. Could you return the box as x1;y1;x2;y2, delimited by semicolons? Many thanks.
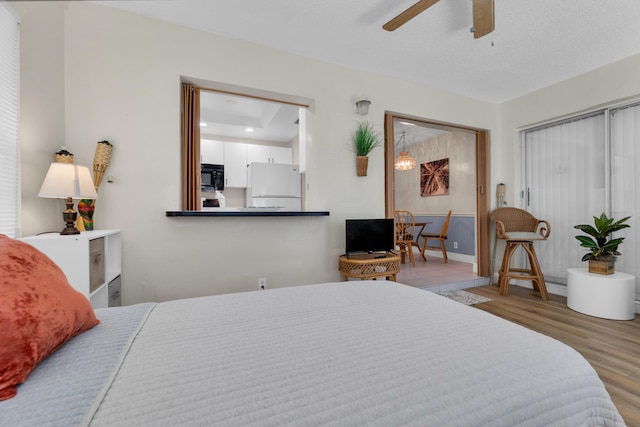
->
15;1;498;304
16;1;66;234
15;3;640;305
498;54;640;210
395;131;476;216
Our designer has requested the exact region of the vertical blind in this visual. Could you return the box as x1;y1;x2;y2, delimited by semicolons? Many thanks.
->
610;103;640;299
524;112;607;283
0;4;20;237
524;103;640;300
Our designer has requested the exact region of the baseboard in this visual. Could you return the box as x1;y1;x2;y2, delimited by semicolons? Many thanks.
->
411;248;475;266
544;281;568;297
507;279;568;297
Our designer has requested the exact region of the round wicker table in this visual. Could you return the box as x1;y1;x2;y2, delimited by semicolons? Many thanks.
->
338;253;401;281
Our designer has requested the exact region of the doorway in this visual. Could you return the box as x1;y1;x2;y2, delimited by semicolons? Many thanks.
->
384;112;490;278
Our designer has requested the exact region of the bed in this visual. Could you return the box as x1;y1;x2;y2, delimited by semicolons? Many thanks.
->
0;274;624;426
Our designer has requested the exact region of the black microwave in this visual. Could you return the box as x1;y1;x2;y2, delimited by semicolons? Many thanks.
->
201;163;224;191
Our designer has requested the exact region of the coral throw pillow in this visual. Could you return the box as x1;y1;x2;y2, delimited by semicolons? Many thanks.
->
0;234;99;400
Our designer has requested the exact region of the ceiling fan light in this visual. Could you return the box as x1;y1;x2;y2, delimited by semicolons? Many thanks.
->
394;152;416;171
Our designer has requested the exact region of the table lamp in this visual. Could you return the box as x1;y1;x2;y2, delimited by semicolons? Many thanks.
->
38;163;98;235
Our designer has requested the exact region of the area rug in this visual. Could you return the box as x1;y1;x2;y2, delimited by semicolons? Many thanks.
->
438;290;492;306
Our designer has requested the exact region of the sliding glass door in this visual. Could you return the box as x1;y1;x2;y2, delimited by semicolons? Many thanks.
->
610;102;640;298
523;101;640;300
523;112;607;283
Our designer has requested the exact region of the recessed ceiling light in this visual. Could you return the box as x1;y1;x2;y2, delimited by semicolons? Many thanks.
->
245;128;254;132
200;122;207;127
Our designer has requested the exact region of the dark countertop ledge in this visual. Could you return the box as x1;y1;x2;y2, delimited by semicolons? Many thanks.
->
166;210;330;217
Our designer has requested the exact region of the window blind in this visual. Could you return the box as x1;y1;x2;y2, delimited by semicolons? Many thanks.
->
610;102;640;300
523;100;640;300
0;3;20;237
523;112;607;283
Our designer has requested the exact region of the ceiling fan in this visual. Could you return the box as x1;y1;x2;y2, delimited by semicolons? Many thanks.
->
383;0;494;39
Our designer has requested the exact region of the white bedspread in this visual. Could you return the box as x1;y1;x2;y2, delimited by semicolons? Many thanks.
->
86;281;623;426
1;281;624;426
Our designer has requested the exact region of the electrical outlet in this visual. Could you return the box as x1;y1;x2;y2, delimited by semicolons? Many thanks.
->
258;277;267;290
453;242;458;249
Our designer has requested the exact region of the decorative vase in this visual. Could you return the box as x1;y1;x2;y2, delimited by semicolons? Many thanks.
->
588;259;614;275
356;156;369;176
78;199;95;231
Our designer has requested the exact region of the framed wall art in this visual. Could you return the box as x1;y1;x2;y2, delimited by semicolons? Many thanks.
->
420;158;449;196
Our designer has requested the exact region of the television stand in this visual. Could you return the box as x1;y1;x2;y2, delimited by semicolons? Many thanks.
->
338;253;400;281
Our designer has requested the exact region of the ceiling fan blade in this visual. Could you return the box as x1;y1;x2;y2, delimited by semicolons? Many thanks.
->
472;0;494;38
383;0;440;32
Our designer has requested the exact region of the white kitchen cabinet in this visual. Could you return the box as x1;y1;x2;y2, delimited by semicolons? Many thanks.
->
246;144;270;164
202;142;292;188
20;230;122;309
224;142;248;187
201;140;247;188
269;146;293;164
247;144;292;164
201;139;224;164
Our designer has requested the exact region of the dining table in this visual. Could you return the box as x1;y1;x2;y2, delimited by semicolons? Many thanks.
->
396;221;430;264
415;222;432;260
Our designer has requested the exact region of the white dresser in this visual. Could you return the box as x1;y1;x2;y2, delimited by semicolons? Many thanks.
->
20;230;122;309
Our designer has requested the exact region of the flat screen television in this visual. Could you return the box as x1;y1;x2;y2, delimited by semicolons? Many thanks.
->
345;218;395;255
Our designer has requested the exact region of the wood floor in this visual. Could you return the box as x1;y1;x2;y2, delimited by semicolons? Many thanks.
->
467;285;640;427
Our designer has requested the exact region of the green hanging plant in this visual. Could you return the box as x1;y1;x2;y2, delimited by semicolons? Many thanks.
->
351;121;382;157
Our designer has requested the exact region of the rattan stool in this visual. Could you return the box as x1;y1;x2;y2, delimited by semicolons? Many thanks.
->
497;239;548;300
491;208;550;301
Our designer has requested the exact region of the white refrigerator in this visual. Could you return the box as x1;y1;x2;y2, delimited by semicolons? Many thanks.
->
246;163;302;210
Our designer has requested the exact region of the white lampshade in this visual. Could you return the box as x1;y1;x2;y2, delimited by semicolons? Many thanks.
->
38;163;98;200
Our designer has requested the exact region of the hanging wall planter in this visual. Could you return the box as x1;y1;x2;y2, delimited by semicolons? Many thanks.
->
356;156;369;176
351;121;382;177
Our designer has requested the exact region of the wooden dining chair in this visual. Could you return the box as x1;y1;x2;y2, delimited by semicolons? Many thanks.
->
394;210;418;267
420;210;452;262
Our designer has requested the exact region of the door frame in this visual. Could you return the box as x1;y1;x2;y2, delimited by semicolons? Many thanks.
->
384;112;490;277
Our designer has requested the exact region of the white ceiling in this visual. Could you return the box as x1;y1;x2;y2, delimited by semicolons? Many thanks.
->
199;91;300;143
92;0;640;104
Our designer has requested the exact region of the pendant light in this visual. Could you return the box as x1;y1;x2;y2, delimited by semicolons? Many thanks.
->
394;131;416;171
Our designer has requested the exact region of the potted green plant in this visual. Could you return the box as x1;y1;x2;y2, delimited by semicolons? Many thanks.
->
574;213;631;275
351;121;382;176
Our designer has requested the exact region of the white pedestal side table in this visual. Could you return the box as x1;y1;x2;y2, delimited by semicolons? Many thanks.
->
566;268;636;320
